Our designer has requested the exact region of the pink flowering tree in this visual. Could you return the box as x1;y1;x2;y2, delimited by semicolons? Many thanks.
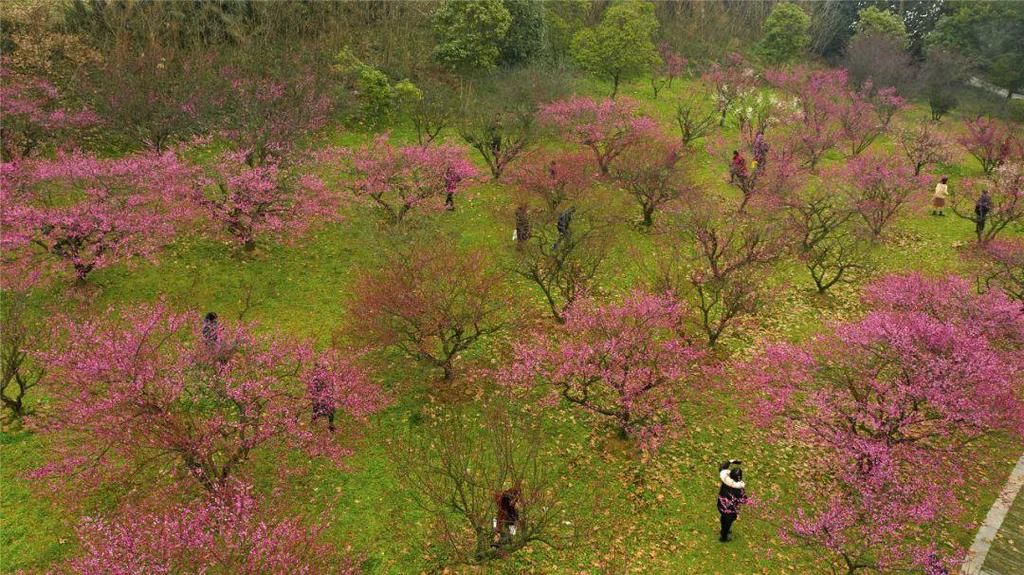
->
701;52;757;127
650;43;687;98
1;151;199;283
949;163;1024;243
836;153;925;239
609;135;689;226
0;68;97;160
539;96;658;175
32;303;386;496
741;273;1024;573
507;150;596;215
224;68;334;167
344;136;478;224
896;125;953;176
837;85;905;157
61;481;358;575
766;67;847;170
505;292;704;452
199;156;340;252
959;117;1018;175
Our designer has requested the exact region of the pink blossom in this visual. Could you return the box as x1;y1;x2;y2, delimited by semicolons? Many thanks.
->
538;97;659;175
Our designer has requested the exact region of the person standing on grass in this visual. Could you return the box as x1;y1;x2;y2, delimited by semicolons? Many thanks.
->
932;176;949;216
975;189;993;239
752;132;768;169
492;487;522;547
729;150;748;183
443;166;460;211
717;459;747;542
202;312;219;347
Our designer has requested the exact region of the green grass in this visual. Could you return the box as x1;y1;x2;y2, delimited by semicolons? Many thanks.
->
2;75;1022;574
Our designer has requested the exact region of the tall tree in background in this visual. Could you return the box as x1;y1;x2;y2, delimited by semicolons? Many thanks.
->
498;0;548;67
756;2;811;66
928;1;1024;99
570;0;659;98
432;0;512;74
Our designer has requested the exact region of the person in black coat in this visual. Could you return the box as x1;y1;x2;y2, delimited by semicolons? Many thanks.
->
975;189;993;238
717;459;747;542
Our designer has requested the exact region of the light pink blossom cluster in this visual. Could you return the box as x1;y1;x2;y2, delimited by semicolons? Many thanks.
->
538;96;659;175
345;135;479;223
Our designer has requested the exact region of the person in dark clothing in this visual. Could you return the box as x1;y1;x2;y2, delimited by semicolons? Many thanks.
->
975;190;993;239
202;312;219;346
308;362;337;433
548;159;557;179
752;132;768;169
492;487;522;547
553;206;576;250
514;205;531;246
717;459;746;542
443;167;461;211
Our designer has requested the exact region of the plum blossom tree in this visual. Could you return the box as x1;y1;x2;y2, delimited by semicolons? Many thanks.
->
507;150;596;215
199;156;339;252
1;151;199;283
0;296;43;423
896;125;953;176
345;136;478;224
650;43;687;98
949;163;1024;243
675;93;719;146
32;303;385;495
352;237;511;381
0;68;97;160
742;273;1024;573
608;135;688;226
224;67;334;167
60;481;357;575
958;117;1018;175
836;153;925;239
837;85;905;157
702;53;757;127
539;97;658;175
505;292;704;452
766;67;847;169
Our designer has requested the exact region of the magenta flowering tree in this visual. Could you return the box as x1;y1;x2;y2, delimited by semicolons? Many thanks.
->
1;151;199;283
896;125;953;176
741;273;1024;573
837;153;924;239
609;134;688;226
62;481;358;575
32;303;386;495
538;96;658;175
345;136;479;224
0;68;97;160
766;67;847;169
650;43;687;98
959;117;1018;175
505;292;704;452
701;52;757;127
199;156;340;251
224;68;333;167
837;85;905;157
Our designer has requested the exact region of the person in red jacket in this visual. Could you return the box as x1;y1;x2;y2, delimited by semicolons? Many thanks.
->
729;150;748;183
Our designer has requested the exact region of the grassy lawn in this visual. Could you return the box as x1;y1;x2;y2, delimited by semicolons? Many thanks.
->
2;76;1022;574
